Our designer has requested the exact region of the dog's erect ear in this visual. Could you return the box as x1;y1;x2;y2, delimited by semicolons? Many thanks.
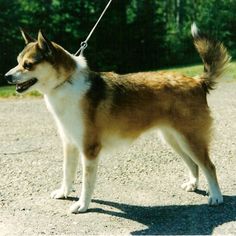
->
20;28;36;44
37;30;55;57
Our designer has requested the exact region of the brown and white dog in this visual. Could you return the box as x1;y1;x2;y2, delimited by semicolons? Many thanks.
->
5;24;230;213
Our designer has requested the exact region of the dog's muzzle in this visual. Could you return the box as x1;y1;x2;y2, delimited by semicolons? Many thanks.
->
4;74;15;84
5;74;38;93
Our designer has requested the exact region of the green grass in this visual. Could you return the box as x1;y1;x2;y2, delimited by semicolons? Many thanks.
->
0;86;41;98
0;86;16;98
164;64;203;77
0;62;235;98
164;61;236;79
223;61;236;79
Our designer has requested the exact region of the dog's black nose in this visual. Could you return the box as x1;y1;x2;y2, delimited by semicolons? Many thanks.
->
4;74;14;84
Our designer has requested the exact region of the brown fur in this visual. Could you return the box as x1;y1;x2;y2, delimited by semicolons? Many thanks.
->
79;66;222;207
80;31;230;164
18;37;76;81
193;35;230;91
81;70;212;159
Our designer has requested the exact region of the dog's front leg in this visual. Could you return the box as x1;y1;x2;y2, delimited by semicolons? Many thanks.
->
51;142;79;199
69;147;100;213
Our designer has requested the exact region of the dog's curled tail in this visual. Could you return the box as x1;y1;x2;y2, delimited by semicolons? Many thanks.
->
191;23;231;92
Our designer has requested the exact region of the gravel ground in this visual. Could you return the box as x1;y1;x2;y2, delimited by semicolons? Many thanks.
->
0;82;235;235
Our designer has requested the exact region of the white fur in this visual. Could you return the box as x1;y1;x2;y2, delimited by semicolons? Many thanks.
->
160;126;199;191
75;55;87;70
44;56;88;142
160;126;223;204
51;143;79;199
45;73;89;145
5;65;19;77
69;156;99;213
44;56;102;212
191;22;199;38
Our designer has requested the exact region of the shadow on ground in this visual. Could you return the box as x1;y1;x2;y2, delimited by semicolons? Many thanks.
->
88;195;236;235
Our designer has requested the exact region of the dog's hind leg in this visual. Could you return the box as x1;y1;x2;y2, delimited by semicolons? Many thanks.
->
176;130;223;205
51;142;79;199
70;142;101;213
161;128;199;192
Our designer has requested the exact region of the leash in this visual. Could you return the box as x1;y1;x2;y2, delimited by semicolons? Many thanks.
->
74;0;113;56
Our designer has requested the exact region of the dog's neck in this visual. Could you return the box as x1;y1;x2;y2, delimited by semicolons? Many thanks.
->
46;53;88;92
44;73;90;122
45;55;90;100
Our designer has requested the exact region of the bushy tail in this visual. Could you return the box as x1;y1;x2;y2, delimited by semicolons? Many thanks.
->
191;23;231;92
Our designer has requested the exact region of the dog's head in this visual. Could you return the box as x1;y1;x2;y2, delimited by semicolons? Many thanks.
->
5;30;77;94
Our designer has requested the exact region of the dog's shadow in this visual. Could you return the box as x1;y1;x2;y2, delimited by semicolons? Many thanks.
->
80;192;236;235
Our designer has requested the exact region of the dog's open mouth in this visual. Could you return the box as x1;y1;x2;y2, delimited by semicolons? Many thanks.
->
16;78;38;93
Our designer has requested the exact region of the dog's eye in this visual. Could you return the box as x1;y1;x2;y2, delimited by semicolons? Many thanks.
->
23;62;33;70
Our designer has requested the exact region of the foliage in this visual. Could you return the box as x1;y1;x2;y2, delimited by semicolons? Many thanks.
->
0;0;235;85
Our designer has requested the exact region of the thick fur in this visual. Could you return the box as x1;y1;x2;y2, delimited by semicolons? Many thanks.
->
191;23;231;91
5;25;230;213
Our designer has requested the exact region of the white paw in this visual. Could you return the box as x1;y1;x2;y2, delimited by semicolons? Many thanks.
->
181;181;198;192
69;201;88;214
50;188;68;199
208;194;223;205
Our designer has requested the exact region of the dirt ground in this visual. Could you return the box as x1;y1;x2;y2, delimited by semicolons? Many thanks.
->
0;82;236;235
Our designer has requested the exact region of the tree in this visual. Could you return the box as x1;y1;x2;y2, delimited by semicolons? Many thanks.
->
0;0;235;86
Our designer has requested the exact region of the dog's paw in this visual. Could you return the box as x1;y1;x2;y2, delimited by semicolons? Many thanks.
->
181;181;198;192
208;194;223;206
69;201;88;214
50;188;68;199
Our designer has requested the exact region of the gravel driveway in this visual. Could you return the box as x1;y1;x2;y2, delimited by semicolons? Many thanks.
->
0;82;235;235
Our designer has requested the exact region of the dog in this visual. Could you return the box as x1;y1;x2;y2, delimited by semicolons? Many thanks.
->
5;23;230;213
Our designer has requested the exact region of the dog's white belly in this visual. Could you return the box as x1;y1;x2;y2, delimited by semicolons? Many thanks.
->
101;135;133;154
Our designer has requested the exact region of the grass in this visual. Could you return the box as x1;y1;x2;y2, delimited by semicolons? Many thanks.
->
0;86;41;98
164;64;203;77
166;61;236;79
0;62;235;98
0;86;16;98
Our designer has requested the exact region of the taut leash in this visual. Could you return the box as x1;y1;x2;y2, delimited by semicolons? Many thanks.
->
74;0;113;56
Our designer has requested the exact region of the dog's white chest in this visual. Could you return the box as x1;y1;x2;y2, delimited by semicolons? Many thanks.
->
44;79;89;147
45;95;84;145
